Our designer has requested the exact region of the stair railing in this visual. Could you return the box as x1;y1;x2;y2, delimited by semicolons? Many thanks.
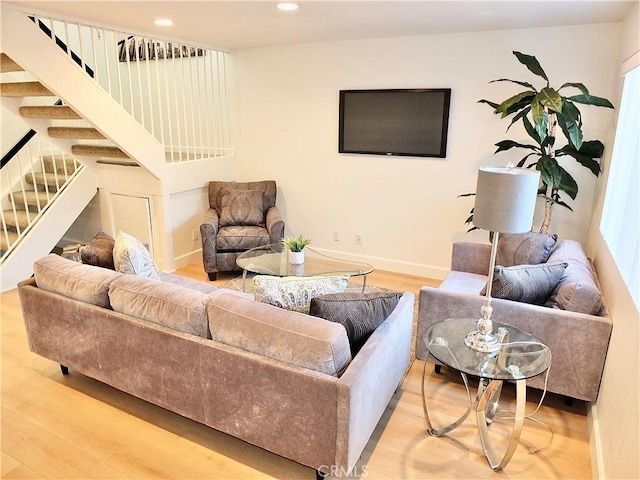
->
0;136;82;262
23;12;233;163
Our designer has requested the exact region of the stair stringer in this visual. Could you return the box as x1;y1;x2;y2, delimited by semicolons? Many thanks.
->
0;8;166;181
0;166;98;292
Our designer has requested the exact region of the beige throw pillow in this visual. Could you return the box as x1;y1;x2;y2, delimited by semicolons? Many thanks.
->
113;231;160;280
253;275;349;314
218;188;264;227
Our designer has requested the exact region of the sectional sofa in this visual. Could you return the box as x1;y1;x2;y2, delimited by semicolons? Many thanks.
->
18;254;414;478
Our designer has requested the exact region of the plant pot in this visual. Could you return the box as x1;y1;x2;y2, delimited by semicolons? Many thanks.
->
288;250;304;265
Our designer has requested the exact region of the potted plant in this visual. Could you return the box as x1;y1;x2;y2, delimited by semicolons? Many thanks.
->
283;234;311;264
467;51;614;233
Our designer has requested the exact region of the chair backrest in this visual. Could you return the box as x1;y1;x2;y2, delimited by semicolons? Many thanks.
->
208;181;277;215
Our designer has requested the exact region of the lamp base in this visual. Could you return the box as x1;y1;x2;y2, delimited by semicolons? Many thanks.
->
464;330;502;353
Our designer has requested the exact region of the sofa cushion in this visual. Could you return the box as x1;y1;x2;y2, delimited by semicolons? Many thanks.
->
253;275;349;314
218;188;265;227
113;231;160;280
109;275;210;338
207;293;351;376
496;232;558;267
482;262;568;305
440;271;488;294
545;240;604;315
80;228;115;269
309;291;402;353
159;272;219;294
33;254;121;308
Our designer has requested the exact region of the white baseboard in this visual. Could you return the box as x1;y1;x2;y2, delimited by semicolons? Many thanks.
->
587;402;605;479
173;249;202;271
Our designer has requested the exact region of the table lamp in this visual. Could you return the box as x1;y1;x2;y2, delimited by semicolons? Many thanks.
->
464;165;540;352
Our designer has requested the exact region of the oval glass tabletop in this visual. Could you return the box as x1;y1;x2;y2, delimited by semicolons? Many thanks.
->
236;244;374;278
424;318;551;381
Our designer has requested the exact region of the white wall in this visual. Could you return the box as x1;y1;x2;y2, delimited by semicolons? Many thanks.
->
586;3;640;480
233;23;620;278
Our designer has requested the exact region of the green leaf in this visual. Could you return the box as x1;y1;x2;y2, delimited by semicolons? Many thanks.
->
558;82;589;96
555;142;602;176
513;51;549;82
478;99;500;109
557;103;583;150
538;87;563;112
494;140;540;154
516;152;540;167
538;155;562;188
522;114;541;144
530;97;548;142
458;192;476;198
557;166;579;200
568;94;614;108
489;78;537;91
496;91;536;117
506;106;531;132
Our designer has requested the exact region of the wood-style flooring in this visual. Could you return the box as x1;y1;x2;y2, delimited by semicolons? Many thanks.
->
1;263;592;479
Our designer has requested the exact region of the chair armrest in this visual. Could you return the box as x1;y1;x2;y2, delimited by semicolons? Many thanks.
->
451;242;492;275
200;209;220;272
417;286;612;401
265;206;284;245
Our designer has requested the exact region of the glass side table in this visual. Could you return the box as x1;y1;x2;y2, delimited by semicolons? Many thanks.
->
421;318;551;471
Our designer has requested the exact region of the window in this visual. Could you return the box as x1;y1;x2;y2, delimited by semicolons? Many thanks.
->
600;64;639;308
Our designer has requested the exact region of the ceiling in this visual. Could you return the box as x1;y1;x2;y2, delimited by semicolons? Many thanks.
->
4;0;637;50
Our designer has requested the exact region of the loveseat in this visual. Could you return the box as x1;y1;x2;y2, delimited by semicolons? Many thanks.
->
19;254;414;479
416;237;612;402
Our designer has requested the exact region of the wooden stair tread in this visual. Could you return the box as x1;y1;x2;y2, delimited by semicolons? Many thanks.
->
48;127;106;140
71;145;129;159
10;190;51;208
41;156;77;174
0;230;19;252
0;81;53;97
25;172;66;188
0;54;23;73
2;210;30;229
19;106;82;119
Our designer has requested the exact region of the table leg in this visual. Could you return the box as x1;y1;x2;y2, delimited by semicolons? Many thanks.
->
242;269;248;292
476;379;527;470
421;360;473;436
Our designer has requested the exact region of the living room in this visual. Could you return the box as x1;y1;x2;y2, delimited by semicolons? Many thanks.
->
1;1;638;479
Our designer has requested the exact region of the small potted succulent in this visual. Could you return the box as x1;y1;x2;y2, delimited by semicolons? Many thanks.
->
283;234;311;264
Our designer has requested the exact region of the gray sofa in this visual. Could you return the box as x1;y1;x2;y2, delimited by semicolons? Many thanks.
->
416;239;612;402
19;254;414;478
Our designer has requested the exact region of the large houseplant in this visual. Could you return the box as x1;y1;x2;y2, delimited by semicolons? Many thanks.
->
468;51;614;233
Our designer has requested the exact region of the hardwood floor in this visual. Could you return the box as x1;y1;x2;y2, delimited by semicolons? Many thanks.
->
1;263;592;479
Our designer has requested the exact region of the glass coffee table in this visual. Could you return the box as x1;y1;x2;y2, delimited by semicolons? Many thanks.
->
236;244;374;292
421;318;552;471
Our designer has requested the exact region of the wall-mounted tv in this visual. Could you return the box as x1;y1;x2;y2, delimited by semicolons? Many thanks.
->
338;88;451;158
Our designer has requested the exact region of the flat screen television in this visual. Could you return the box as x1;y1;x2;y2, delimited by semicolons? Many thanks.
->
338;88;451;158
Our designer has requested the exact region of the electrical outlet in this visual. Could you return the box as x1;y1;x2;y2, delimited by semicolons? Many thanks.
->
333;230;340;242
192;229;199;241
355;233;363;244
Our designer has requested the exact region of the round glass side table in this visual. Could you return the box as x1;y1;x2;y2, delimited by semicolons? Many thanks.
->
421;318;551;471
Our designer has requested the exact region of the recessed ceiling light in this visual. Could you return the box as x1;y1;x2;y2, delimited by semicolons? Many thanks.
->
277;3;299;11
153;19;173;26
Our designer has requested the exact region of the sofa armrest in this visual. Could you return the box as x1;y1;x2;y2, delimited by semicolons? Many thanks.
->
417;286;612;401
451;242;492;274
335;292;414;475
200;209;219;272
265;206;285;246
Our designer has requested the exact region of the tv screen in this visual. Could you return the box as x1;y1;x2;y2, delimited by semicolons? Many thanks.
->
338;88;451;158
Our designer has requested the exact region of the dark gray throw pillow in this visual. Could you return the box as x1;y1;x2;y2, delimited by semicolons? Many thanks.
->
309;291;402;353
80;228;115;269
496;232;558;267
482;262;568;305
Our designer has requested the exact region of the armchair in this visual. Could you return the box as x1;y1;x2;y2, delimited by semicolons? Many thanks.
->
200;181;284;280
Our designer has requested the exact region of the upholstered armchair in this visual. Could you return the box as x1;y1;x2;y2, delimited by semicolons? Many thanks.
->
200;181;284;280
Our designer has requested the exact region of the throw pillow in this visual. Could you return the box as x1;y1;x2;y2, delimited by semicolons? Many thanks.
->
496;232;558;267
80;228;115;269
309;291;403;353
253;275;349;314
113;231;160;280
218;188;264;227
481;262;568;305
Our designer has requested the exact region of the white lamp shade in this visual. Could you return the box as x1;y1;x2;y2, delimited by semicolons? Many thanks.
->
473;166;540;233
